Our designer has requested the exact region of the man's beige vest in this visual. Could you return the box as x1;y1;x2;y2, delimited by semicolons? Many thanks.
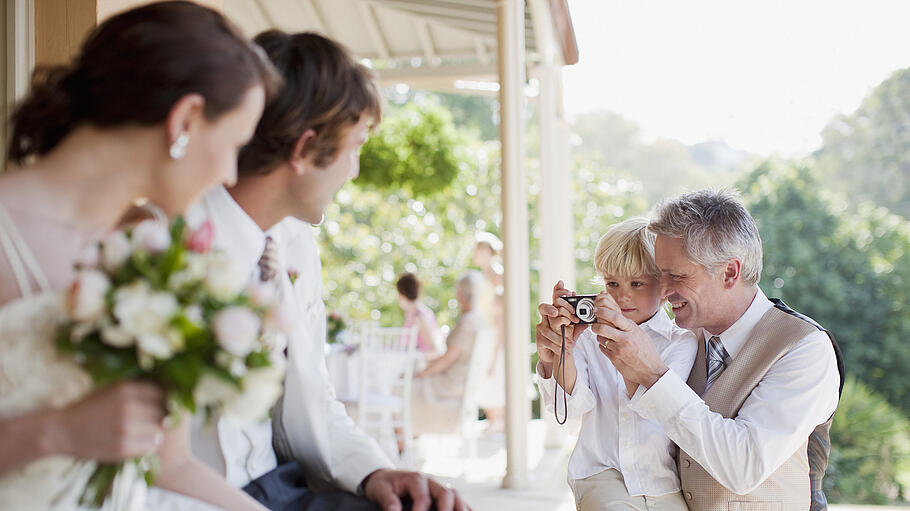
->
678;303;843;511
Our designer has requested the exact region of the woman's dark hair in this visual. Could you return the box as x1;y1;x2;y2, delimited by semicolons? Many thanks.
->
7;1;281;164
238;31;382;175
396;272;420;302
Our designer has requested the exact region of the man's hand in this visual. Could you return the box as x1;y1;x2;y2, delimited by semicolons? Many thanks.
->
591;293;668;388
362;469;469;511
535;281;589;377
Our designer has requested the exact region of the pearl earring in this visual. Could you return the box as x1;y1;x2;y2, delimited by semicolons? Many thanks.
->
169;133;189;160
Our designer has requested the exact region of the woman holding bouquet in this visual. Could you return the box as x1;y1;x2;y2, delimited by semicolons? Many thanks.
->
0;2;279;510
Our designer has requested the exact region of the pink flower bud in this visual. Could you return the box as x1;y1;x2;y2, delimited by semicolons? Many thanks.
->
187;220;215;253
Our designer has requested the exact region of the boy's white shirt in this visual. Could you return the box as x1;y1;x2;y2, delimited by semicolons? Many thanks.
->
536;309;697;496
186;186;393;492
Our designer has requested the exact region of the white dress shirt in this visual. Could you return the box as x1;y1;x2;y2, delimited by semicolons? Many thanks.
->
268;216;393;492
629;288;840;495
537;310;697;496
187;187;393;492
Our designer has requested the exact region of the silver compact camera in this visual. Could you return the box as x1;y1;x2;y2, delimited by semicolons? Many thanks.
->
564;294;598;324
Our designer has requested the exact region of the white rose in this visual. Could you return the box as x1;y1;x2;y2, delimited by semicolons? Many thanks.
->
213;306;261;357
194;372;240;408
228;357;248;378
136;332;174;360
100;322;134;348
131;220;171;253
168;253;207;289
64;269;110;323
224;365;284;424
184;304;204;326
204;252;246;301
113;282;178;336
101;231;132;271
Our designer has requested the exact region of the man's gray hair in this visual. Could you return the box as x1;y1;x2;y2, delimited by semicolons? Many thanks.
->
456;270;485;306
649;189;763;285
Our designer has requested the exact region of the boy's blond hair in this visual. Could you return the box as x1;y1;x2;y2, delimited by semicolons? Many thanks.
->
593;217;660;279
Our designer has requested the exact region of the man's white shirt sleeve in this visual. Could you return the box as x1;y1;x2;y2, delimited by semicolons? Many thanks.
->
629;329;840;495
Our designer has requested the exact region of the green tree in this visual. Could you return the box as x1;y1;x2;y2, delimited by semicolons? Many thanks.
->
827;377;910;504
739;161;910;413
816;67;910;218
356;100;462;197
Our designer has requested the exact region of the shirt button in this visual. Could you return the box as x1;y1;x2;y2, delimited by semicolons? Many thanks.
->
685;492;693;501
682;459;691;468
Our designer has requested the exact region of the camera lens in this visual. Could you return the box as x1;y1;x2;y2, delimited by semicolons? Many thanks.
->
576;297;596;322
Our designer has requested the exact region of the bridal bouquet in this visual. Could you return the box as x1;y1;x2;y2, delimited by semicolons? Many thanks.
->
57;217;287;508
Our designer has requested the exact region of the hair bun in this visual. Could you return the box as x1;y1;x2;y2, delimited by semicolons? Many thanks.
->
8;65;86;162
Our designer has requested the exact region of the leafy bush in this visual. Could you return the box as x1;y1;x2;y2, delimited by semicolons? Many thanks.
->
356;100;462;197
826;376;910;504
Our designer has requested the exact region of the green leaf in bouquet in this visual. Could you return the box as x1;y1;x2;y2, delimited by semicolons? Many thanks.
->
170;215;187;241
80;462;121;508
140;455;160;487
170;386;196;413
245;350;271;369
157;245;184;287
171;315;207;351
69;336;142;385
130;251;158;284
56;323;77;351
155;354;203;411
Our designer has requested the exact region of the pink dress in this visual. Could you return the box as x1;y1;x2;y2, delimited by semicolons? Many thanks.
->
404;301;439;352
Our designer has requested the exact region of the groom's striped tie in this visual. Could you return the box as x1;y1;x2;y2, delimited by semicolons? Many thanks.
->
706;335;731;391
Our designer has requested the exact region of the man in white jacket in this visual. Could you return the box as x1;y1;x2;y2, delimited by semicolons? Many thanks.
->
189;30;466;511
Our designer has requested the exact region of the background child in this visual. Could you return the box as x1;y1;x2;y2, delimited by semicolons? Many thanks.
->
536;217;697;511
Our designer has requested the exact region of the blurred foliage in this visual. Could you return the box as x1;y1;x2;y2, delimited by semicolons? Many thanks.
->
321;95;649;343
321;135;501;330
357;100;463;197
816;67;910;218
740;161;910;414
826;377;910;504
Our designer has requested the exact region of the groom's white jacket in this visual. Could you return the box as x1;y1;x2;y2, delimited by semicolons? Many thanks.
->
186;187;393;492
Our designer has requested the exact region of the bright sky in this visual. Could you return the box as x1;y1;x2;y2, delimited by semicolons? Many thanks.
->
563;0;910;157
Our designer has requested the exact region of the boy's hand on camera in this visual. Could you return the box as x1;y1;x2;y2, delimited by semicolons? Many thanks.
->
551;281;588;342
535;281;587;374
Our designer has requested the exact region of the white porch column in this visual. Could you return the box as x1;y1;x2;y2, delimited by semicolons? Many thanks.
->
529;0;575;449
497;0;530;490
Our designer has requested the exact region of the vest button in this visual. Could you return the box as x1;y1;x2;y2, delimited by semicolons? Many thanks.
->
684;492;693;501
682;459;691;468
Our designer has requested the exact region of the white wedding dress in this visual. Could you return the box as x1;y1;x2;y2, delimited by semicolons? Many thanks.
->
0;204;224;511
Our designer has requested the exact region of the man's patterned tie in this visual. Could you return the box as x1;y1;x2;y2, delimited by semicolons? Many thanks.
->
706;335;731;391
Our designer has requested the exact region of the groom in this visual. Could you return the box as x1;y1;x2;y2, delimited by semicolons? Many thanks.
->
188;30;465;511
537;190;843;511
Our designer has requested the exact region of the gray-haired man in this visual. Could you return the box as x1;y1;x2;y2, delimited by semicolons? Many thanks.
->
537;189;843;511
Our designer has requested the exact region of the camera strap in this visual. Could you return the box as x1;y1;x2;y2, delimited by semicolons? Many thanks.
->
554;324;568;425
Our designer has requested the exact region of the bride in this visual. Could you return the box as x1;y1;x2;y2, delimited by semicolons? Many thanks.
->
0;2;278;509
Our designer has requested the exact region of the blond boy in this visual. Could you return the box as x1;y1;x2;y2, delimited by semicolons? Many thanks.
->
536;217;697;511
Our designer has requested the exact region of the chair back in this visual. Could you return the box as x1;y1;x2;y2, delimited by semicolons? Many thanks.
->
353;324;419;465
